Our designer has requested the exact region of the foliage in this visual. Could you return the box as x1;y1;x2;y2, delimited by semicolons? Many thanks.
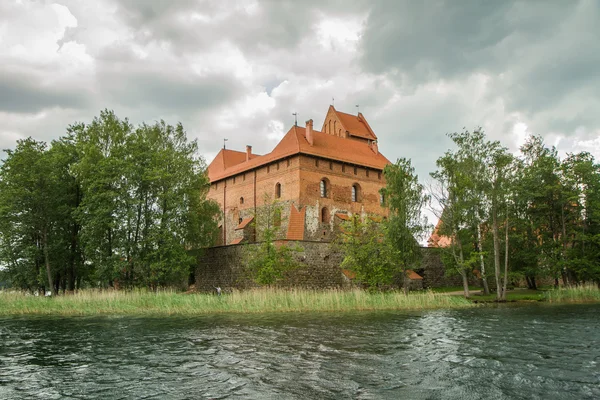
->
247;197;299;285
0;110;220;292
383;158;430;293
338;215;398;289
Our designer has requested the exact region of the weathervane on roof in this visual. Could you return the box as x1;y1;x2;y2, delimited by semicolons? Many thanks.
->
223;138;228;150
292;112;298;127
355;104;360;115
332;97;335;106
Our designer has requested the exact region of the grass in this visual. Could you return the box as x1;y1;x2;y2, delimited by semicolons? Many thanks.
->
0;288;475;317
469;289;546;302
544;284;600;303
429;286;479;293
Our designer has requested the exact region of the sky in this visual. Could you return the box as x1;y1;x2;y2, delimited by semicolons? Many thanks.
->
1;0;599;185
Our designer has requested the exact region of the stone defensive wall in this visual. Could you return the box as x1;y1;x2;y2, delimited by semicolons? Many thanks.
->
195;242;465;292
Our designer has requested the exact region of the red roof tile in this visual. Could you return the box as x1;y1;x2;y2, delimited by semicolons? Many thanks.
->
334;109;377;140
406;269;423;280
286;204;305;240
208;124;390;182
235;216;254;230
230;237;243;245
342;269;357;280
335;212;350;221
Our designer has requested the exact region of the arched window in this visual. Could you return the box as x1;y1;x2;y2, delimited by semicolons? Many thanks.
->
275;183;281;198
379;192;385;205
334;121;337;135
352;184;360;202
320;179;328;198
321;207;329;223
240;197;244;205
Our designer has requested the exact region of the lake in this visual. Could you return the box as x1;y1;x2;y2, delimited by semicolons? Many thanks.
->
0;304;598;399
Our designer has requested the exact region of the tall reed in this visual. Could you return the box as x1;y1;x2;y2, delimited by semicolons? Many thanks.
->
544;284;600;303
0;288;473;316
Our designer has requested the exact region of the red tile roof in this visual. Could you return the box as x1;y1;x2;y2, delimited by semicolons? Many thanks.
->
208;123;390;182
406;270;423;280
286;204;305;240
334;108;377;140
335;212;350;221
230;237;243;245
428;220;452;248
342;269;357;280
235;216;254;230
207;149;260;181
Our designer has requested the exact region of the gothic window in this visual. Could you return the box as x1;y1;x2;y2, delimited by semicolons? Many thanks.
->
378;171;381;180
329;161;333;170
275;183;281;198
366;169;369;178
380;192;385;206
315;158;319;167
320;179;328;198
321;207;330;223
354;166;358;175
342;164;346;173
287;159;290;167
352;184;361;202
240;197;244;205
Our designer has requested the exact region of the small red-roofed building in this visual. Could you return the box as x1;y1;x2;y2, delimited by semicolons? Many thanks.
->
207;106;391;245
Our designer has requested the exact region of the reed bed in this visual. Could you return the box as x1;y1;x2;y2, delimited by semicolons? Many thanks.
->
544;284;600;303
0;288;473;316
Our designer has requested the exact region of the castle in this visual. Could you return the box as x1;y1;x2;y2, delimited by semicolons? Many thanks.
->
206;106;391;246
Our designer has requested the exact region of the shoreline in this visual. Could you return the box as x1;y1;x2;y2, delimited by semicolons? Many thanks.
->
0;287;598;317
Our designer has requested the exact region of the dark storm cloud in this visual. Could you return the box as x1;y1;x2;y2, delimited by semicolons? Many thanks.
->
0;72;89;114
360;0;600;137
98;69;241;112
107;0;369;55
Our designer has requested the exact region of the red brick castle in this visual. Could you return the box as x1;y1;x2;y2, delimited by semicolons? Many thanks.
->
206;106;391;245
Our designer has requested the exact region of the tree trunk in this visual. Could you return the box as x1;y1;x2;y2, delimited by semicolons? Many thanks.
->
492;204;502;301
42;227;54;296
452;233;469;298
501;210;509;300
477;223;490;295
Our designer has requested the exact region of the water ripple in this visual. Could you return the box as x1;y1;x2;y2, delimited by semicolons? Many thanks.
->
0;305;599;399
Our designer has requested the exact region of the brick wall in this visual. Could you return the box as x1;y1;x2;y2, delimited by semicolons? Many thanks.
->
196;243;464;292
195;240;348;292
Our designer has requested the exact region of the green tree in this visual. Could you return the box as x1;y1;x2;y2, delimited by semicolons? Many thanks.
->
384;158;429;294
338;215;397;289
247;197;298;285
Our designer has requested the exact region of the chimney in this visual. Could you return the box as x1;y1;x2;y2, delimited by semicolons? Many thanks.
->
305;119;314;146
370;140;379;155
246;145;252;161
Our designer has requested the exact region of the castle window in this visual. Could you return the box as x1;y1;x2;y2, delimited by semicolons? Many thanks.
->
334;121;337;134
352;184;361;202
321;207;330;223
239;217;243;224
320;179;329;198
243;173;246;181
233;176;236;184
380;192;385;206
287;159;290;167
275;183;281;198
366;169;369;178
240;197;244;205
329;161;333;170
354;166;357;175
378;172;381;180
267;165;270;173
315;158;319;167
342;164;346;173
277;162;280;170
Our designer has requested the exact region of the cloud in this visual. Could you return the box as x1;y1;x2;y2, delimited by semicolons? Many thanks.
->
1;0;599;186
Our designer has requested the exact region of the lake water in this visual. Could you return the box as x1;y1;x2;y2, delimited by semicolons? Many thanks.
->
0;304;598;399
